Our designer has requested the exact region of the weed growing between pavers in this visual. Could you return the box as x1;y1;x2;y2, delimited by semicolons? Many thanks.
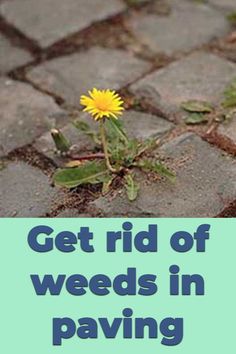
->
179;79;236;126
181;100;213;125
218;79;236;123
51;88;175;202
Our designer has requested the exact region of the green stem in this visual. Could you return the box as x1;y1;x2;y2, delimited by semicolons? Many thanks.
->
100;120;117;173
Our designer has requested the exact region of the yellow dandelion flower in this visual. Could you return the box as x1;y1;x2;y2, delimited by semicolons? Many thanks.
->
80;88;124;121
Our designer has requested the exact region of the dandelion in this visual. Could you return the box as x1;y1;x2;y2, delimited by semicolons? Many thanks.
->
80;88;125;173
52;88;175;200
80;88;124;121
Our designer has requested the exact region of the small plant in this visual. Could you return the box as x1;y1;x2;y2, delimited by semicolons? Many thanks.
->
52;88;175;201
222;79;236;109
181;100;213;125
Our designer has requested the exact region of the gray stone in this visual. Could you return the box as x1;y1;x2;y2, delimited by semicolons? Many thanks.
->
0;0;126;48
0;78;66;157
207;0;236;12
218;112;236;143
26;47;150;107
122;110;174;140
0;162;59;217
0;33;32;74
130;52;236;121
127;0;229;55
34;110;173;165
92;133;236;217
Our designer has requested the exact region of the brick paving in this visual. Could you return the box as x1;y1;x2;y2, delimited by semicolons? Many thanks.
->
0;78;66;157
0;0;126;48
26;47;150;107
93;133;236;217
130;52;236;121
207;0;236;12
0;0;236;217
0;33;32;74
127;0;229;55
0;162;60;217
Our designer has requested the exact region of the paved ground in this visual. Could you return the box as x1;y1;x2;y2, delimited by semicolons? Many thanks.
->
0;0;236;217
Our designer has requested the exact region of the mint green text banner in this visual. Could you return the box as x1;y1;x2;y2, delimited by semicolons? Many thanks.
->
0;218;235;354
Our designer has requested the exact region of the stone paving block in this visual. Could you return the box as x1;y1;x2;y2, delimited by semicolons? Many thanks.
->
127;0;229;55
26;47;150;107
0;33;32;74
217;113;236;144
207;0;236;12
122;110;174;140
0;162;59;217
130;52;236;121
34;110;173;165
0;0;126;48
0;78;66;157
92;133;236;217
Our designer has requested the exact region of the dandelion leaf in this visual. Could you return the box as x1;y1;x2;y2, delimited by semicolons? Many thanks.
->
53;161;110;188
181;100;213;113
137;159;175;181
185;113;209;125
124;174;139;201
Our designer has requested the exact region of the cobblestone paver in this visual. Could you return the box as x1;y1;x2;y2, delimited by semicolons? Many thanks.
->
122;110;174;139
0;0;236;217
0;162;60;217
207;0;236;12
218;112;236;145
127;0;229;55
0;0;126;48
0;78;65;157
130;52;236;121
26;47;150;107
0;33;33;74
93;133;236;217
